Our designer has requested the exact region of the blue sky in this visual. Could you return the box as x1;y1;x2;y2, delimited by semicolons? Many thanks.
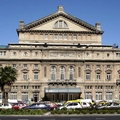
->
0;0;120;47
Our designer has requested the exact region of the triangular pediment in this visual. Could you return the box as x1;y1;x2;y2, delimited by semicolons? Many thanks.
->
17;11;103;34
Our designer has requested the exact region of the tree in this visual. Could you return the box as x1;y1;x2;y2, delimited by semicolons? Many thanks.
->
0;66;18;103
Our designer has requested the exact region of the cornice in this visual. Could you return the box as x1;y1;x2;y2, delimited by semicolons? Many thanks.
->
17;29;103;34
17;12;103;34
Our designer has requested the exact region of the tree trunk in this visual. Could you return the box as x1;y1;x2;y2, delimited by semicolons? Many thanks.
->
2;91;8;103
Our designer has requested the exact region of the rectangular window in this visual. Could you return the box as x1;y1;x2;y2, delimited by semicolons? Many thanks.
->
44;67;46;77
96;65;100;69
60;73;64;80
69;73;73;80
23;64;27;69
3;51;6;56
64;34;67;40
51;94;55;101
51;73;56;80
107;65;110;69
107;73;111;80
86;65;90;69
12;64;16;69
54;34;58;40
106;92;112;101
78;67;80;77
86;73;90;80
96;92;102;101
96;73;100;80
23;72;28;80
44;34;48;39
69;94;73;100
34;72;38;80
22;92;28;101
73;35;77;40
85;92;92;99
60;94;65;101
59;34;62;40
34;64;38;69
0;51;2;56
10;92;17;100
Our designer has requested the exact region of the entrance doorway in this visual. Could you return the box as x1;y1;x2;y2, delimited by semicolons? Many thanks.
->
33;92;39;102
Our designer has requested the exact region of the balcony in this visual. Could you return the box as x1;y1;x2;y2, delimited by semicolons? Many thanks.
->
48;78;77;85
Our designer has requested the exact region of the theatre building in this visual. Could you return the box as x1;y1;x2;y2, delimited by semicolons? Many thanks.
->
0;6;120;102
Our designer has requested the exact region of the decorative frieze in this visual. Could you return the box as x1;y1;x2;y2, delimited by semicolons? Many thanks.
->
50;52;75;57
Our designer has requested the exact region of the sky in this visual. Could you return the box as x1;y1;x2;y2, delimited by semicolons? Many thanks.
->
0;0;120;47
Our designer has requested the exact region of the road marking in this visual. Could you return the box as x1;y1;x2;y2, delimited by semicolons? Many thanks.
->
18;119;29;120
96;118;106;120
71;118;81;120
44;119;55;120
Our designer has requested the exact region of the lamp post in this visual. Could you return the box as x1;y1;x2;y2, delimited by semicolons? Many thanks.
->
115;79;120;101
68;79;69;101
26;78;30;102
77;43;89;99
106;79;109;102
84;45;89;99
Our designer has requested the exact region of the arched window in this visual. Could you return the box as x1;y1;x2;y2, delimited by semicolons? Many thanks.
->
60;66;65;80
54;20;68;28
69;66;74;80
51;66;56;80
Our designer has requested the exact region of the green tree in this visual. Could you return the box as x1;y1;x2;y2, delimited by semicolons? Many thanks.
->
0;66;18;103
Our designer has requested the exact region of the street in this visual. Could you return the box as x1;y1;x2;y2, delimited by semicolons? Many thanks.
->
0;115;120;120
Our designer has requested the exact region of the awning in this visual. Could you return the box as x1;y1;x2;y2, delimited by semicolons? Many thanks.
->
45;87;81;93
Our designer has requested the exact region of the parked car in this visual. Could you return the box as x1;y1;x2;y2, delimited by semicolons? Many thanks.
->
0;103;12;109
96;102;120;109
81;102;91;108
23;100;31;105
12;103;27;109
22;102;51;111
48;102;58;110
59;102;82;110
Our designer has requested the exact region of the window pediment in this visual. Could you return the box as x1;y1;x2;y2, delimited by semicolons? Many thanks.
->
32;69;40;72
21;69;29;72
85;69;91;73
95;69;102;73
105;69;112;73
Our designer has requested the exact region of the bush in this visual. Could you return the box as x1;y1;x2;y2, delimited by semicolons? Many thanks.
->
116;110;120;114
61;107;67;110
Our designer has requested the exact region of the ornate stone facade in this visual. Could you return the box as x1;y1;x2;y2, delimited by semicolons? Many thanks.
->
0;6;120;102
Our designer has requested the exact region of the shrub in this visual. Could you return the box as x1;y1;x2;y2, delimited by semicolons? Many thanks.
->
61;107;67;110
96;110;102;114
75;110;81;114
116;110;120;114
68;110;73;114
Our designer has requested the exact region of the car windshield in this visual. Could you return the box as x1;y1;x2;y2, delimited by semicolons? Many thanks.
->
29;103;36;107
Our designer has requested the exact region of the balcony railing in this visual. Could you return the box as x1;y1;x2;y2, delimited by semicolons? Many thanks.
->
48;78;77;85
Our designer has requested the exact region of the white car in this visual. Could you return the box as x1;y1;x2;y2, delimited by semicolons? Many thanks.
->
0;103;12;109
59;102;82;110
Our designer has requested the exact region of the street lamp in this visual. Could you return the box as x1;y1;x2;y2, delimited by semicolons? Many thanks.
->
84;45;89;99
106;79;109;102
67;79;69;101
77;43;89;99
26;78;30;102
115;79;120;101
